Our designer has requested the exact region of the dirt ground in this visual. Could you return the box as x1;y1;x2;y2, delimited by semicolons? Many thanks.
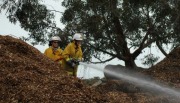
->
0;35;179;103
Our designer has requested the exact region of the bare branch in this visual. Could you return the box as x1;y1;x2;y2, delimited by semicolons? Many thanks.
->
156;41;168;57
132;28;151;59
87;43;126;60
90;57;115;64
48;9;63;14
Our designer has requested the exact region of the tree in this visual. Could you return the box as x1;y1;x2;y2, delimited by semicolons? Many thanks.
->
61;0;180;68
0;0;62;45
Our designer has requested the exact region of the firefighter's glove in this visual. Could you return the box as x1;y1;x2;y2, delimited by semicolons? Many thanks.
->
66;59;73;67
66;59;75;68
66;58;80;68
72;59;80;65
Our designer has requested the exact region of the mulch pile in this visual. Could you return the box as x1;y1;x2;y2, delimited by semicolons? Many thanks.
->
1;35;180;103
144;47;180;87
96;80;179;103
0;35;106;103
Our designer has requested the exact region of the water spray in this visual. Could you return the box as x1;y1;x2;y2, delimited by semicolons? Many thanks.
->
79;62;180;100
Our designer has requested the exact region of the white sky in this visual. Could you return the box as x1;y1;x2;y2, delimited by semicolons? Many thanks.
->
0;0;167;79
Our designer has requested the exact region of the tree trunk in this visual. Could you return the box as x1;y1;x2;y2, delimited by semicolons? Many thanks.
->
124;57;137;69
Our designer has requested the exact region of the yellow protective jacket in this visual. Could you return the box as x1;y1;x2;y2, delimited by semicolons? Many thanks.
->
62;41;83;76
44;47;63;64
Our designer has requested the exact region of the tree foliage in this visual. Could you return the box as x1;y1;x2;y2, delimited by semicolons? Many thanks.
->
61;0;180;68
1;0;180;68
0;0;62;45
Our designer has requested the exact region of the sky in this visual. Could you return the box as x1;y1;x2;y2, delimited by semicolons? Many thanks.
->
0;0;167;79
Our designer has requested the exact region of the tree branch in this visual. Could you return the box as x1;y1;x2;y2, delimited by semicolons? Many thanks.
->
132;28;151;59
110;0;130;60
132;30;171;59
102;15;122;58
87;43;126;60
90;57;115;64
156;41;168;57
48;9;63;14
47;25;62;31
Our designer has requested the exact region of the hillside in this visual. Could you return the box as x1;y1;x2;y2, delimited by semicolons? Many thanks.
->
0;35;106;103
0;35;179;103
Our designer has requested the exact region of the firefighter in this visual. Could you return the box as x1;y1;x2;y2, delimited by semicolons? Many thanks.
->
62;33;83;77
44;36;63;65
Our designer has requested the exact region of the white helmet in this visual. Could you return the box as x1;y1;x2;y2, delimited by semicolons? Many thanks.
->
73;33;83;40
50;36;61;41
